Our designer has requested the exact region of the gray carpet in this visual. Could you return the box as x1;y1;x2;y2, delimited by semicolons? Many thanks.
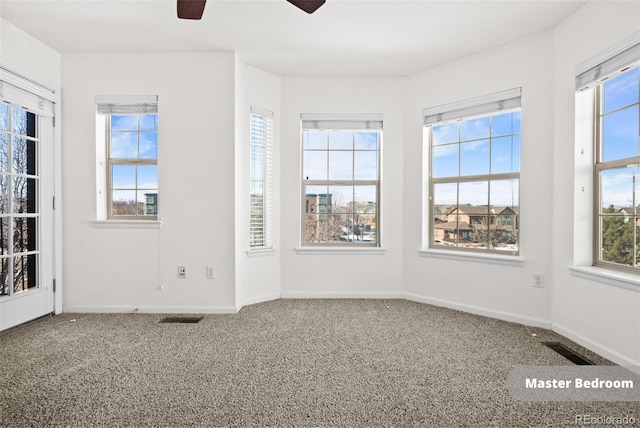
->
0;299;637;427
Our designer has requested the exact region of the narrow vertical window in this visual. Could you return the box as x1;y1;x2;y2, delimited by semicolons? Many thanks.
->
96;96;158;220
301;114;382;247
424;89;521;255
250;107;273;249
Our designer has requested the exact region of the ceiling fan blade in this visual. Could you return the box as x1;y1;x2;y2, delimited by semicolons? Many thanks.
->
177;0;206;20
286;0;326;14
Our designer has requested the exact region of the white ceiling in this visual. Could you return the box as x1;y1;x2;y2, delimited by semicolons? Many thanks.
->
0;0;588;77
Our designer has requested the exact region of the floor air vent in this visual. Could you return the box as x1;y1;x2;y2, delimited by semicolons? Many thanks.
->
160;316;204;324
543;342;594;365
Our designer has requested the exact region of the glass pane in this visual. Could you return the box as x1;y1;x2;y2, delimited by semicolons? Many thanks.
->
354;185;376;212
111;115;138;131
110;132;138;158
139;191;158;216
13;217;37;253
14;254;37;293
603;67;639;114
490;215;518;251
491;136;520;174
12;138;37;175
0;218;8;255
13;177;37;214
460;139;489;176
0;257;8;296
433;182;457;207
112;190;138;216
112;165;136;189
490;179;519;209
305;214;328;243
303;151;327;180
355;132;378;150
303;131;327;150
0;175;7;213
137;165;158;189
354;151;378;180
0;134;8;173
601;215;633;266
305;185;328;214
0;104;7;131
250;145;263;179
139;114;158;131
432;123;459;145
12;107;36;137
328;151;353;180
329;214;352;243
432;144;458;178
353;213;376;244
328;185;353;213
491;112;520;136
459;181;488;206
602;105;639;162
139;132;158;159
460;117;490;141
329;131;353;150
600;168;633;213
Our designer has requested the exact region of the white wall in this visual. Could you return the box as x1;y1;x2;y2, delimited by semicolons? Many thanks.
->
280;77;405;297
61;52;237;313
234;58;282;308
402;32;555;327
552;1;640;365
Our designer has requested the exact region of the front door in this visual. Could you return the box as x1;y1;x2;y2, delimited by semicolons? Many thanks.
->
0;100;55;331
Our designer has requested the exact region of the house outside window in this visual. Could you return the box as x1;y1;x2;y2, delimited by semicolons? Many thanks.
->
96;96;158;221
301;114;382;247
249;107;274;249
424;88;521;255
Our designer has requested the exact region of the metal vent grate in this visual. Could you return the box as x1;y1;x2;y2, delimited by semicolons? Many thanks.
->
160;316;204;324
543;342;594;365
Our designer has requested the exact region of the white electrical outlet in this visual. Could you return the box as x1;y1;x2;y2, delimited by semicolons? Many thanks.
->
178;265;187;279
206;266;215;279
533;273;545;288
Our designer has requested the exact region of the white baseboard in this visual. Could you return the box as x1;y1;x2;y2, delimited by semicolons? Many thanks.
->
552;322;640;367
238;294;281;311
404;292;552;329
63;305;238;314
280;291;405;299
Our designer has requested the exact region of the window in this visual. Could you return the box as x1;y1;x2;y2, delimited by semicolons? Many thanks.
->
593;66;640;272
424;89;521;255
249;107;273;249
96;96;158;220
301;114;382;247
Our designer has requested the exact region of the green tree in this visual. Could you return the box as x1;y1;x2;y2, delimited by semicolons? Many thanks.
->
601;205;634;266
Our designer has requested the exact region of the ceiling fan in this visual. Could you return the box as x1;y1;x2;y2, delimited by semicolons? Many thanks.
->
177;0;326;20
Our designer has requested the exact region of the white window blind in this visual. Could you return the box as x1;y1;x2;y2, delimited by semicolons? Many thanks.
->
95;95;158;114
0;66;56;117
423;88;521;125
250;107;274;249
301;113;383;131
575;32;640;91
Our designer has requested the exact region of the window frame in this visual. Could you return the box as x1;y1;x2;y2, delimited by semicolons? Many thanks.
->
95;95;158;222
593;65;640;274
249;107;274;250
300;115;382;248
424;89;521;256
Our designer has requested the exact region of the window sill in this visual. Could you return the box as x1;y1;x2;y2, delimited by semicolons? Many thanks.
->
246;248;277;258
568;265;640;292
295;247;386;255
92;220;162;229
418;248;524;266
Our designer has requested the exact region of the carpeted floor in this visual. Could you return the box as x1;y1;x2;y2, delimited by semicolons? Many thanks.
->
0;299;638;427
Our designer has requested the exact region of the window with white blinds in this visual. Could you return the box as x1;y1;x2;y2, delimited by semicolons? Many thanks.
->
96;95;159;220
249;107;273;249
